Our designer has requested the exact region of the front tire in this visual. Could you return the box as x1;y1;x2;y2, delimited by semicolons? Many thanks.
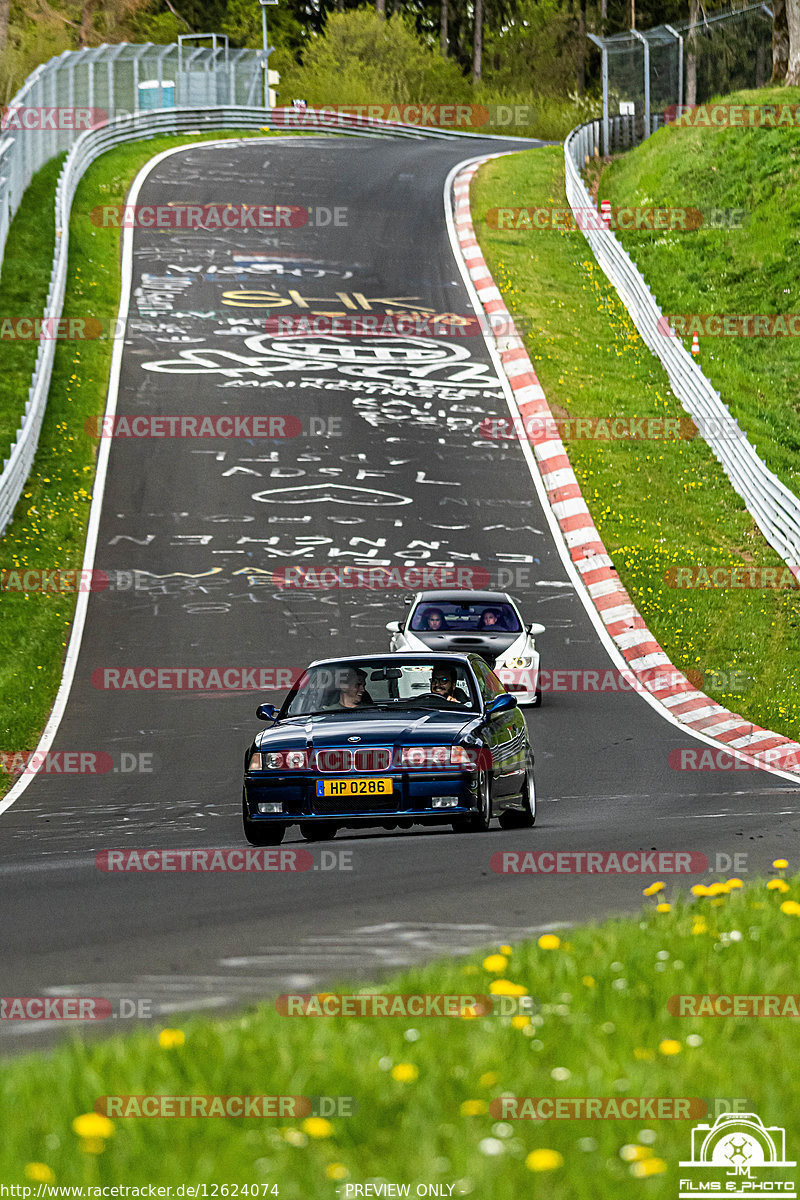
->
242;797;286;845
452;772;492;833
499;753;536;829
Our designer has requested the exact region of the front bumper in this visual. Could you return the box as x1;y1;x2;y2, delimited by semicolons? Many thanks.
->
243;770;480;823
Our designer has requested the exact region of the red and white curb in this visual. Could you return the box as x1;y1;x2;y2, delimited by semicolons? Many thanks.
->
452;158;800;779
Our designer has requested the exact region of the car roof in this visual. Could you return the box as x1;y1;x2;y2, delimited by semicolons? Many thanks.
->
306;652;477;669
410;590;516;604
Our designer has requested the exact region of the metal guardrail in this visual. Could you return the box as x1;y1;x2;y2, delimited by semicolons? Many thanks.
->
0;94;490;538
564;118;800;576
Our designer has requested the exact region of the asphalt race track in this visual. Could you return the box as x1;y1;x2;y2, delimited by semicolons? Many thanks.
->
1;134;798;1052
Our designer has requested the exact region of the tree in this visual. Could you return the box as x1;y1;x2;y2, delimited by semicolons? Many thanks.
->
771;0;788;82
786;0;800;83
473;0;483;81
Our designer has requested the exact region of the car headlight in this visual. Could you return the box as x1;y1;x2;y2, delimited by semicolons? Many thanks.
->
254;750;308;770
401;746;450;768
450;745;480;770
505;656;533;668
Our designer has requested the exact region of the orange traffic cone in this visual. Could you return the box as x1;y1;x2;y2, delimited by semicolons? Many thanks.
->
600;199;611;229
691;334;699;357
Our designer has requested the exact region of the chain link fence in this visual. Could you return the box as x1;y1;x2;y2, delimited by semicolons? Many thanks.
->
589;3;774;154
0;40;264;256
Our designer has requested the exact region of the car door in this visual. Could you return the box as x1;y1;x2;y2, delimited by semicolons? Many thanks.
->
471;658;525;798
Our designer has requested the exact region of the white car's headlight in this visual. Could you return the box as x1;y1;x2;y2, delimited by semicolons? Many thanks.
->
505;656;533;668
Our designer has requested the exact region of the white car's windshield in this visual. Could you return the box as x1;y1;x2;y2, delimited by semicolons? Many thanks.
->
285;660;480;716
410;601;521;633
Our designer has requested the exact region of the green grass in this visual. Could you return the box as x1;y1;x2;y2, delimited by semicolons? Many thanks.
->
601;87;800;502
471;145;800;741
2;870;798;1195
0;130;290;796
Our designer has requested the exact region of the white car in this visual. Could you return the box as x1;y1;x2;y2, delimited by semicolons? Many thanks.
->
386;590;545;705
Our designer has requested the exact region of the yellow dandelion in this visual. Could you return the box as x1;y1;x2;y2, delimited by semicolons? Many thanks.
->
691;885;710;897
482;954;508;973
707;883;728;896
780;900;800;915
631;1157;668;1177
656;902;671;913
391;1063;419;1083
511;1015;531;1030
538;934;561;950
773;859;789;869
767;880;790;893
460;1099;488;1116
25;1164;55;1183
727;878;744;889
633;1047;655;1061
480;1071;500;1087
692;918;708;934
72;1113;114;1140
621;1144;653;1161
581;975;595;988
460;1005;479;1019
325;1164;349;1180
499;944;513;955
659;1039;681;1056
643;882;665;896
158;1028;185;1048
302;1117;333;1139
489;980;528;996
525;1149;564;1172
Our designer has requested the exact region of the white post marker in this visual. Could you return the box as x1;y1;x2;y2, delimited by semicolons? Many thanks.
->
600;198;611;230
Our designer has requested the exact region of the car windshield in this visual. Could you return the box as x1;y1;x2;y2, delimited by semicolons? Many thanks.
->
409;601;522;633
284;660;480;716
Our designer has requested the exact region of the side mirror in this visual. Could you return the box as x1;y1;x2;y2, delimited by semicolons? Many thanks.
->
256;703;278;721
528;622;546;636
386;620;401;633
487;693;517;716
402;593;415;605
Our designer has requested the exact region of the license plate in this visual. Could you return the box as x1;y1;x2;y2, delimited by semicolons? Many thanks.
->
316;778;393;797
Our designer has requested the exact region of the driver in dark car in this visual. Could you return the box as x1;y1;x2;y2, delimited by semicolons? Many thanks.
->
430;663;469;705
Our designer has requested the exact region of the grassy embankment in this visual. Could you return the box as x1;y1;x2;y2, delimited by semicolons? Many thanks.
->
471;116;800;741
2;868;797;1196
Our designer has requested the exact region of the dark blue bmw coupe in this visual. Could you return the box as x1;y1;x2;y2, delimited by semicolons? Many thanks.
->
242;653;536;845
